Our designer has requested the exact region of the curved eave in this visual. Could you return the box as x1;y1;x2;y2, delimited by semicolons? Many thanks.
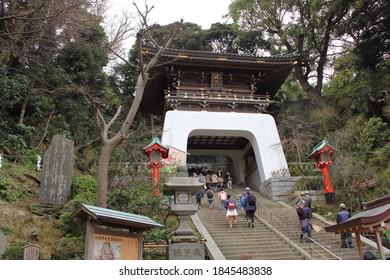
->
324;203;390;234
140;47;299;115
143;48;299;71
69;204;164;231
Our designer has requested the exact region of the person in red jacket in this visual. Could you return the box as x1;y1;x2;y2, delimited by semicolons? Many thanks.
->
225;194;238;229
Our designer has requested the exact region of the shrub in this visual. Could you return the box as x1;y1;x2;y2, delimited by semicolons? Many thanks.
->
51;237;84;260
1;242;27;260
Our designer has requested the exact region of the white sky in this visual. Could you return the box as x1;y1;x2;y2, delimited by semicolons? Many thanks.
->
103;0;232;66
107;0;231;29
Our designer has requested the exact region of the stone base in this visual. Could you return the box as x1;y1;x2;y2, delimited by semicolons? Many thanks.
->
168;243;205;260
325;192;335;205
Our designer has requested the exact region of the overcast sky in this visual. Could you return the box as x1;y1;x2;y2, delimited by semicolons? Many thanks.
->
107;0;231;29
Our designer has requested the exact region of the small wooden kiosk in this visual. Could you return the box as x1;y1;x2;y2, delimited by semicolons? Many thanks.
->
324;195;390;260
69;204;164;260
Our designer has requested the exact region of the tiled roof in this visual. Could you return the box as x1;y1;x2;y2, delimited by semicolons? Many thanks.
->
69;204;164;230
324;195;390;234
307;139;336;158
143;136;169;150
143;47;299;70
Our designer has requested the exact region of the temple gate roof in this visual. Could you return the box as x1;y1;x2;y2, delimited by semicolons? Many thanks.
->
140;47;299;115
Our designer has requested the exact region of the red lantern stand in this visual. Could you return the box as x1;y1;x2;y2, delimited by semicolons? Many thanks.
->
307;140;336;205
143;136;169;196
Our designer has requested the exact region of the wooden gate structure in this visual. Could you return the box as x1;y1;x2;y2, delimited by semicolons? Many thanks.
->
140;47;299;189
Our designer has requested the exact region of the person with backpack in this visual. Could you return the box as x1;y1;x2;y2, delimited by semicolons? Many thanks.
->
243;191;257;228
211;172;219;192
205;188;215;210
218;189;228;211
196;187;206;209
224;194;238;229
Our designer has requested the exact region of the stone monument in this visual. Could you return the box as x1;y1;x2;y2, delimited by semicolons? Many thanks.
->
39;134;74;205
0;230;6;258
164;165;205;260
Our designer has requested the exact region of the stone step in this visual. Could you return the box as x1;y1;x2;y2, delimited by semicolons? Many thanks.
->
223;251;305;260
195;185;377;260
218;243;294;251
196;209;305;259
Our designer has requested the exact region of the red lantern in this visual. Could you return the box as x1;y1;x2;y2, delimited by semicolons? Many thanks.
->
143;136;169;196
307;139;336;204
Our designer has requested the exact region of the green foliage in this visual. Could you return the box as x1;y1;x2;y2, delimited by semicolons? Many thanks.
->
143;227;174;244
0;6;109;155
362;117;389;150
347;0;390;70
0;226;10;235
58;176;98;235
0;181;26;202
147;22;206;51
204;22;269;54
3;134;28;156
294;177;323;191
145;21;269;54
51;237;84;260
274;76;307;102
72;176;98;197
0;161;37;202
1;242;27;260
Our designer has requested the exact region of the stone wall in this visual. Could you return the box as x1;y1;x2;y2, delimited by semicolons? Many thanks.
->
258;176;326;205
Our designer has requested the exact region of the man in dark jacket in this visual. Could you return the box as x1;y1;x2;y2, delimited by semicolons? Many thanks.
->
296;200;312;242
337;203;353;248
243;191;256;228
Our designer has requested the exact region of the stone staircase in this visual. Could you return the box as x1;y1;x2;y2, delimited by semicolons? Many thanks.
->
196;199;306;260
194;186;377;260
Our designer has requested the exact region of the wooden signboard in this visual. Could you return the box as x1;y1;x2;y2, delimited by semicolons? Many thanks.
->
93;233;139;260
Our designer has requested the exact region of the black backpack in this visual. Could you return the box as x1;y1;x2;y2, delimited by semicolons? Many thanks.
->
206;191;213;199
247;195;256;206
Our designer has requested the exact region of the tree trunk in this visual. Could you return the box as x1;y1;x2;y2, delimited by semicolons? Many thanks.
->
95;17;182;208
97;141;116;208
294;66;325;106
96;72;149;208
19;91;32;124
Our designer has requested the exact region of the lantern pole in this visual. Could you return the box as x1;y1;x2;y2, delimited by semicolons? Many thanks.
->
307;140;336;205
143;137;169;196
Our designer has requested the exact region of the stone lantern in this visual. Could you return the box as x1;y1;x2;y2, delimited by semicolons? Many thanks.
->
307;139;336;205
143;136;169;196
163;165;205;259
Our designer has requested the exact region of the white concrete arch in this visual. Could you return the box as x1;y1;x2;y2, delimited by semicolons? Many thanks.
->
161;111;289;186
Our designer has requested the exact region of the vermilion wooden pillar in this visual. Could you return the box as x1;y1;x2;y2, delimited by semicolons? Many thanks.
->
143;136;169;196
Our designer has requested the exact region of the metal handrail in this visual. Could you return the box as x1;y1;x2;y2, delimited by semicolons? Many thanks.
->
233;188;341;260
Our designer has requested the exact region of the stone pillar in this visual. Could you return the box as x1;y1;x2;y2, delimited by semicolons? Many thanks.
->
39;134;74;205
0;230;6;258
164;166;205;260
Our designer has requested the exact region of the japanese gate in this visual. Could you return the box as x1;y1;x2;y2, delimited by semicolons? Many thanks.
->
140;47;299;194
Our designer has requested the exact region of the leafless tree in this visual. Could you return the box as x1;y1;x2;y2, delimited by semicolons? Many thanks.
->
92;2;182;207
